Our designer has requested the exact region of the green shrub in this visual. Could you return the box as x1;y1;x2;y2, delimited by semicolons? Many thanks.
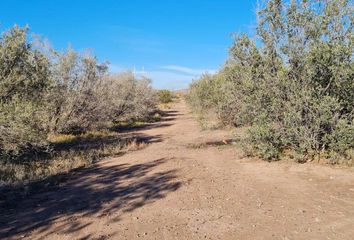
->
0;98;50;161
0;26;51;161
0;26;50;101
157;89;173;104
188;0;354;163
325;119;354;160
246;122;283;161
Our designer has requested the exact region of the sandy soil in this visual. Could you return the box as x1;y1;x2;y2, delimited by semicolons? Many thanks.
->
1;100;354;240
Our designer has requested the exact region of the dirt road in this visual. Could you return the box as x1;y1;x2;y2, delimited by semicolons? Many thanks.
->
1;100;354;240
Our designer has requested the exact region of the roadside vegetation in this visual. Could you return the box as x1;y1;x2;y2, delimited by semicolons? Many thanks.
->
187;0;354;164
0;26;158;185
157;89;174;104
157;89;176;110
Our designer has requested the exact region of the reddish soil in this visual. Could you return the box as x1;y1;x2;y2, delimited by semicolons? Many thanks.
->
1;100;354;240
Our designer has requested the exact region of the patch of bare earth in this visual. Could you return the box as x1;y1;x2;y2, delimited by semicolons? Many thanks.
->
1;101;354;240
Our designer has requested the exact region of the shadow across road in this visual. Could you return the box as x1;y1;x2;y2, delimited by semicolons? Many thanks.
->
0;158;181;239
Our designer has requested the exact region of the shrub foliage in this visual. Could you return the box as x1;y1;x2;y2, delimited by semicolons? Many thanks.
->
0;26;157;163
157;89;174;104
187;0;354;162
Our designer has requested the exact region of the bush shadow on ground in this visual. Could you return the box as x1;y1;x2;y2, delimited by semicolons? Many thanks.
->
0;108;176;184
110;110;179;133
0;158;182;239
0;108;180;238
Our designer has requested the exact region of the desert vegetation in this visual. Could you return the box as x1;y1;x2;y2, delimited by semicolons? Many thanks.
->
3;2;354;239
157;89;174;104
188;0;354;164
0;26;157;184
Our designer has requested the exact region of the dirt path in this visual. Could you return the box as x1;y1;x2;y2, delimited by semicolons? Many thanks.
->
1;100;354;240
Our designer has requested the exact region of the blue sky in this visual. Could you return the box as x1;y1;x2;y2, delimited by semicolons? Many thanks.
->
1;0;257;89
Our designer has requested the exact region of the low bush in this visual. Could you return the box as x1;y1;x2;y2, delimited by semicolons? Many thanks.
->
157;89;174;104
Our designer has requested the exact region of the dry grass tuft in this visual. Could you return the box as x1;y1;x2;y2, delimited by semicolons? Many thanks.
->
0;129;148;186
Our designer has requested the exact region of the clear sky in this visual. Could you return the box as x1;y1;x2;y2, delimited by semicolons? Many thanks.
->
1;0;257;89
